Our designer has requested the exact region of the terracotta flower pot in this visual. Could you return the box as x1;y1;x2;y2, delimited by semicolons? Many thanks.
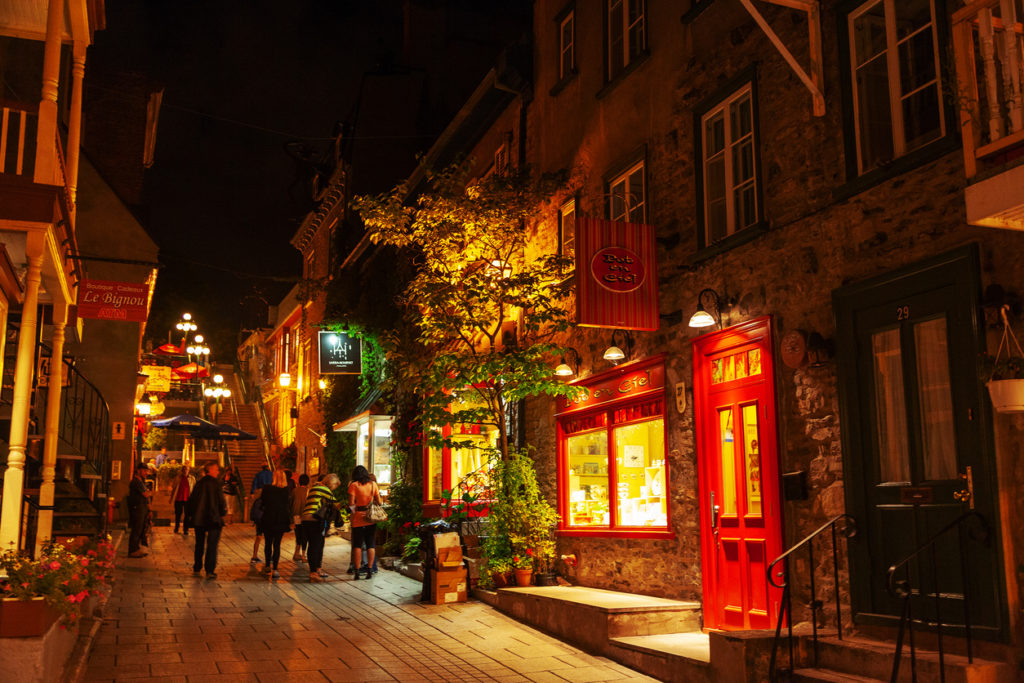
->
513;568;534;587
0;597;61;638
492;571;510;588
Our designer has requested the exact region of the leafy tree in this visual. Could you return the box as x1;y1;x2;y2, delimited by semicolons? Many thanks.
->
354;163;580;460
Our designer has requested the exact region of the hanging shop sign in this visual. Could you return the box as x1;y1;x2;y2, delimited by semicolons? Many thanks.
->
318;330;362;375
575;217;659;331
77;279;150;323
557;356;666;414
140;365;173;393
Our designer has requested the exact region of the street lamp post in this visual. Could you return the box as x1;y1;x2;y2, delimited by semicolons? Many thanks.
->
204;373;231;422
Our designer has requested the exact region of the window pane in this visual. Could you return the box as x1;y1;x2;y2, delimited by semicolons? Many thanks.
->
895;0;933;39
628;167;644;221
567;430;610;527
451;424;498;494
561;15;574;78
856;55;895;170
732;138;754;184
561;203;575;258
731;95;752;137
613;418;666;527
735;182;757;229
610;179;626;220
608;0;624;77
914;318;957;481
718;408;738;515
901;84;941;150
872;328;910;482
428;445;443;500
627;0;644;60
741;404;762;516
706;114;725;156
898;27;937;95
853;3;887;66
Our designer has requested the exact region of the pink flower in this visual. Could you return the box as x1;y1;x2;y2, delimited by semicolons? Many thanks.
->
80;558;90;567
48;561;61;571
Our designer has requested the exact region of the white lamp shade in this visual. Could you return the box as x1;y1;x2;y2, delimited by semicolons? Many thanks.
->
603;345;625;361
688;309;717;328
554;363;574;377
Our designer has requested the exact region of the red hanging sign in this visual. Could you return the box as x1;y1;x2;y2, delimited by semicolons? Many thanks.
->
575;216;659;331
77;279;150;323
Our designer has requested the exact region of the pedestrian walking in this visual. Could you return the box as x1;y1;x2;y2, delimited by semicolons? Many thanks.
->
301;473;341;582
127;464;152;557
250;464;272;493
220;464;242;524
186;460;227;579
347;465;383;580
259;469;292;578
169;464;196;534
291;473;310;562
249;486;265;564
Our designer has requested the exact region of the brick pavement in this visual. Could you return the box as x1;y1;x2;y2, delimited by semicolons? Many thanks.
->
84;523;654;682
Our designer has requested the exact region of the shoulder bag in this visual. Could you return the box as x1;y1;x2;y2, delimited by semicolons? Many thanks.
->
365;486;388;523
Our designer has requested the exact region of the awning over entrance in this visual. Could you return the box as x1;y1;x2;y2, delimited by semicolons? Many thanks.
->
332;387;392;489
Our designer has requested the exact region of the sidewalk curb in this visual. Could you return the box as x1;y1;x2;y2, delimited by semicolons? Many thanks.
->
62;529;124;683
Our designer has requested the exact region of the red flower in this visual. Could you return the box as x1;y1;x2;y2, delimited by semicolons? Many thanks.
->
526;549;534;557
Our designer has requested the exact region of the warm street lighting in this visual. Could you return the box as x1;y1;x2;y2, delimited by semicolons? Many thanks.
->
688;288;722;329
279;372;291;387
175;313;198;333
318;378;327;390
135;394;152;415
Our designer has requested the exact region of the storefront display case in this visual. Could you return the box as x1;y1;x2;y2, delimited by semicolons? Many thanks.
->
423;395;498;518
334;411;393;496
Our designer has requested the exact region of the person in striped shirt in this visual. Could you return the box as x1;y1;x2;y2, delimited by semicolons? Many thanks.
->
300;473;341;581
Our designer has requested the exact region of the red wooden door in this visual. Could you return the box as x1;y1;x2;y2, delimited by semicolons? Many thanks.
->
693;316;783;630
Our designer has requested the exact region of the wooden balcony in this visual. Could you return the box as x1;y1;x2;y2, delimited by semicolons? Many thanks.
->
953;0;1024;230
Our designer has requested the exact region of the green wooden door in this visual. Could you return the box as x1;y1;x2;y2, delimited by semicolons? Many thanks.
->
834;247;1005;637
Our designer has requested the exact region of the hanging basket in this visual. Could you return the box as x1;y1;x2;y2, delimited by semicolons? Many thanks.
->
986;379;1024;413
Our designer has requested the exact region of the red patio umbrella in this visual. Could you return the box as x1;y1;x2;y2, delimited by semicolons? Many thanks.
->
153;342;185;355
171;363;209;379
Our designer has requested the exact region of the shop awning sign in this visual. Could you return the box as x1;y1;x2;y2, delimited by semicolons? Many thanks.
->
140;365;173;393
77;279;150;323
318;330;362;375
575;217;659;331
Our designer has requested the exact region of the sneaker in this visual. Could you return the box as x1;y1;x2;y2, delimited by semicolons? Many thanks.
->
207;573;217;579
353;571;361;580
250;557;260;564
261;565;272;574
310;573;323;583
193;570;202;577
346;565;355;575
128;550;148;558
272;570;280;578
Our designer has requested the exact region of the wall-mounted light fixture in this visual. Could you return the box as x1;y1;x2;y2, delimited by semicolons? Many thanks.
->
554;348;582;377
318;378;327;390
688;288;722;329
603;329;634;364
135;394;152;416
278;372;292;388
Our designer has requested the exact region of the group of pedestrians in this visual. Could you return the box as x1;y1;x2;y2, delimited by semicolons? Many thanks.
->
129;461;384;582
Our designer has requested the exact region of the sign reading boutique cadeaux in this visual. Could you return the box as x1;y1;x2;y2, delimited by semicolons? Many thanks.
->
77;279;150;323
575;216;659;331
318;330;362;375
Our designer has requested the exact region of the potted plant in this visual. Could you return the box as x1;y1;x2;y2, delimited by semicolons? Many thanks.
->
0;543;93;636
980;306;1024;413
485;556;513;588
512;552;535;587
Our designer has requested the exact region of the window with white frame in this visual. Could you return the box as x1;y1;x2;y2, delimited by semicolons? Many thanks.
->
701;84;759;245
608;160;645;223
559;198;576;263
848;0;944;174
607;0;646;81
559;9;575;81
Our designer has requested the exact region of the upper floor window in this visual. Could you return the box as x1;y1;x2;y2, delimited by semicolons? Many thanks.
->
608;160;645;223
304;251;316;280
848;0;944;174
559;9;576;81
607;0;646;81
559;198;576;263
701;83;760;245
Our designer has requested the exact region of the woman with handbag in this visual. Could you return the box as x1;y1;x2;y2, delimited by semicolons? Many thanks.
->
258;469;292;578
301;473;341;582
347;465;385;580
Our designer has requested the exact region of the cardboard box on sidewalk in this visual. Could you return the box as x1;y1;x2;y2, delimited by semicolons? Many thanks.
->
430;566;468;604
433;532;463;568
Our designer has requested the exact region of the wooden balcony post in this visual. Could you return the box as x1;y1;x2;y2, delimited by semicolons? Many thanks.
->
35;302;68;556
66;44;87;210
33;0;64;186
0;236;46;550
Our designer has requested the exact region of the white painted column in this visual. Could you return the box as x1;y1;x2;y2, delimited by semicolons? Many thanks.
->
33;0;64;185
66;44;87;209
0;239;45;549
35;302;68;555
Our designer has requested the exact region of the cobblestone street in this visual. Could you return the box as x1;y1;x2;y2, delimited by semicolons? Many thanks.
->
84;524;653;682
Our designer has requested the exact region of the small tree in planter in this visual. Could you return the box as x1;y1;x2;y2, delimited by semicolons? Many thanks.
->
981;305;1024;413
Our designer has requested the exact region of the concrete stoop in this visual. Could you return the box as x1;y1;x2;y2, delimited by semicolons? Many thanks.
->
786;635;1018;683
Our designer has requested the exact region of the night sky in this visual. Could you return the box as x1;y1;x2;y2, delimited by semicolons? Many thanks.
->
89;1;406;356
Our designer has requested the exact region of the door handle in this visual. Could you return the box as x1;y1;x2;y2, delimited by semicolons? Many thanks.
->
953;466;974;509
710;490;720;528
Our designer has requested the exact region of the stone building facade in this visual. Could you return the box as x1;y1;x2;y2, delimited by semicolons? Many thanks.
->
430;0;1024;663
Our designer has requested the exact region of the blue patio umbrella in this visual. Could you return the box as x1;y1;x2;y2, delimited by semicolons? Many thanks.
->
149;414;222;438
214;423;258;441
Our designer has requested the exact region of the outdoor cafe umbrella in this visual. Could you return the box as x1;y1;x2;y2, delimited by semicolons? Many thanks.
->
172;363;209;380
148;414;221;466
214;423;258;441
153;342;185;355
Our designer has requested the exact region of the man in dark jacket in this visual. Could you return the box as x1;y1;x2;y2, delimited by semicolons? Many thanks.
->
187;461;227;578
251;464;272;493
127;464;152;557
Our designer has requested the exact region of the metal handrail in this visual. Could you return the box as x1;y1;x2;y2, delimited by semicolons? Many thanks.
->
887;511;989;683
768;514;856;682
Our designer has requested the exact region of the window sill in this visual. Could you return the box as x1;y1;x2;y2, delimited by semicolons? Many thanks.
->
689;221;769;265
833;137;959;204
550;71;578;97
557;528;676;540
596;51;651;101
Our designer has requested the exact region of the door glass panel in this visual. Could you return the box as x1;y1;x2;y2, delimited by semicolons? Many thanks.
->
719;408;737;515
613;419;666;527
872;328;910;482
914;317;956;480
567;430;610;526
741;404;762;516
428;444;443;500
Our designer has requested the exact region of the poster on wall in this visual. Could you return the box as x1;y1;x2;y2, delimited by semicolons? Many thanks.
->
575;216;659;331
140;365;172;392
318;330;362;375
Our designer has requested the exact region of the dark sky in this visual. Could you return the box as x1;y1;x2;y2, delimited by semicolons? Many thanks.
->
90;1;406;356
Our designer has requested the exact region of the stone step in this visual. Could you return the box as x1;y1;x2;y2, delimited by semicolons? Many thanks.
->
810;636;1015;683
609;632;710;663
792;667;883;682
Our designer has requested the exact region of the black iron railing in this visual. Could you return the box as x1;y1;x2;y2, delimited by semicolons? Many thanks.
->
768;514;856;682
887;511;989;683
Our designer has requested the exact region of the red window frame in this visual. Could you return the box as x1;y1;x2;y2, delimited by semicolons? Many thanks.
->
555;354;674;539
421;423;495;520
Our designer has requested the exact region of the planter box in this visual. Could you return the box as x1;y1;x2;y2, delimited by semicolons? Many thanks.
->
987;379;1024;413
0;597;60;637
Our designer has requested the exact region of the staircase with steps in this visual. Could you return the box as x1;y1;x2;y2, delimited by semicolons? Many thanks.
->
217;368;270;493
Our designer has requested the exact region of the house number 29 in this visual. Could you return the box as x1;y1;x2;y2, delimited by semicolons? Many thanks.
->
896;305;910;320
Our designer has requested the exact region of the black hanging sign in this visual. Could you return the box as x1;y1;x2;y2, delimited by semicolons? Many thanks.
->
318;331;362;375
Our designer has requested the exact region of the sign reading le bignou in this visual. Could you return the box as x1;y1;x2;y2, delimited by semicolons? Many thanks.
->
77;280;149;323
